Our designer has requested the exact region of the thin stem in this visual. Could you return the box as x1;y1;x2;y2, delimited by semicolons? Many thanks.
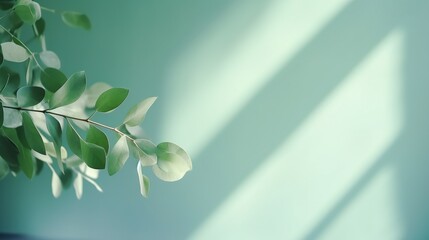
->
0;24;44;70
41;6;56;13
2;105;135;141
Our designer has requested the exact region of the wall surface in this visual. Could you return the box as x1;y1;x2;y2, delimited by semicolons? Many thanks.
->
1;0;429;239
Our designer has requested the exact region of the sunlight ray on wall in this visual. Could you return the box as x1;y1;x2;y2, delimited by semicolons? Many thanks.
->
189;29;404;240
162;0;352;156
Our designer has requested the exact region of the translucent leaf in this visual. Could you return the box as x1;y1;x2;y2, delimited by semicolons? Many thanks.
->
66;120;82;158
34;18;45;35
39;51;61;69
3;108;22;128
73;173;83;199
16;86;45;107
86;125;109;153
152;142;192;182
21;112;46;155
45;114;63;172
137;161;149;198
0;156;10;181
81;141;106;169
123;97;157;127
50;166;62;198
134;139;157;166
14;1;41;24
0;42;30;62
49;71;86;109
79;164;99;179
18;147;35;179
41;68;67;92
95;88;129;113
107;136;129;175
61;11;91;30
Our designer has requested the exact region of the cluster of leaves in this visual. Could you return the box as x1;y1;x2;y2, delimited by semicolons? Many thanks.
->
0;0;192;199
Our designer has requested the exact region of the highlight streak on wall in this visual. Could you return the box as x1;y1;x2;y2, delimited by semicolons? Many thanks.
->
162;0;352;156
190;29;404;240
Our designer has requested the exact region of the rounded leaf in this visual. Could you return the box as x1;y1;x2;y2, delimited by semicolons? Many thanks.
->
134;139;157;166
123;97;157;126
137;161;149;198
14;1;41;24
152;142;192;182
81;141;106;169
1;42;30;62
49;71;86;109
95;88;129;112
22;112;46;155
107;136;129;175
86;125;109;153
17;86;45;107
18;147;35;179
61;11;91;30
51;169;62;198
41;68;67;92
39;51;61;69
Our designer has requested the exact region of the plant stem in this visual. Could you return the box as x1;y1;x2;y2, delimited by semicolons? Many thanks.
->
2;105;135;141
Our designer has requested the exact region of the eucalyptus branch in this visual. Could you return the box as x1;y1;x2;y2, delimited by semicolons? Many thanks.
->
2;105;135;141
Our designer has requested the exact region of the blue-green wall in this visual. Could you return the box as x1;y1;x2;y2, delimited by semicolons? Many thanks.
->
1;0;429;239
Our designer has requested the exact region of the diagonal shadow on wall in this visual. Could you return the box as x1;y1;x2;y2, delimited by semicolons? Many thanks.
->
149;0;410;239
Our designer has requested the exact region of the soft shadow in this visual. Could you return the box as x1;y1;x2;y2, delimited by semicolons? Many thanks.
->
152;0;407;238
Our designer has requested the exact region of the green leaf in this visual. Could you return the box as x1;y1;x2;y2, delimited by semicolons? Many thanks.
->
152;142;192;182
14;1;41;24
123;97;157;127
34;18;45;35
3;108;22;128
61;11;91;30
0;69;8;93
16;86;45;107
0;42;30;62
137;161;149;198
60;169;73;189
35;159;44;175
66;120;82;158
45;114;63;172
49;71;86;109
18;146;35;179
95;88;129;113
41;68;67;92
0;156;10;181
0;102;3;128
21;112;45;155
0;67;20;97
107;136;129;175
134;139;157;166
86;125;109;153
39;51;61;69
0;131;20;170
81;141;106;169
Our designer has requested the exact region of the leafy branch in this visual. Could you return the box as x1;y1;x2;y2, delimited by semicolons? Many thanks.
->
0;0;192;199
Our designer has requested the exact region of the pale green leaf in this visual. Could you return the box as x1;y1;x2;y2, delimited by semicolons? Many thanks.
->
22;112;45;155
95;88;129;113
137;161;149;198
45;114;63;172
123;97;157;126
107;136;129;175
39;51;61;69
14;1;41;24
0;156;9;181
49;71;86;109
41;68;67;92
86;125;109;153
152;142;191;182
61;11;91;30
49;166;62;198
81;141;106;169
134;139;157;166
66;120;82;158
1;42;30;62
73;173;83;199
3;108;22;128
17;86;45;107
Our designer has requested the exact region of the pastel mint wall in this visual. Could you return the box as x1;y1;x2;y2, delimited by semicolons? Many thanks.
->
1;0;429;239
